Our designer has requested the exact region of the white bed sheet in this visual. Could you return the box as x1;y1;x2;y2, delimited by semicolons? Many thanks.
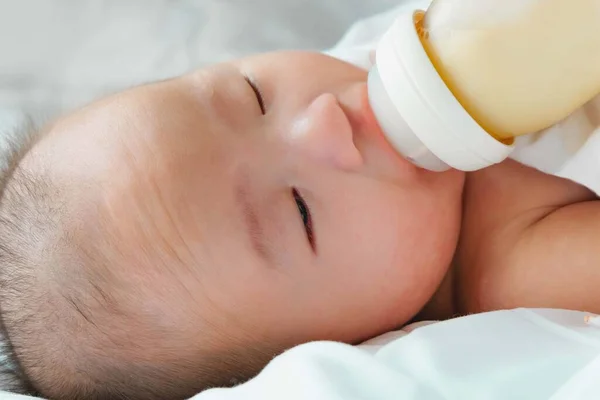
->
195;309;600;400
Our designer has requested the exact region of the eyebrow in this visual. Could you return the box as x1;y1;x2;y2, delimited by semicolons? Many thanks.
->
234;176;276;266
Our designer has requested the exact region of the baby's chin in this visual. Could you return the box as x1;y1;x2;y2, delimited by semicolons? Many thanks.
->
417;166;466;203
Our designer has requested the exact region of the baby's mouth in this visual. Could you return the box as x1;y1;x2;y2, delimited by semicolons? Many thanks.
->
338;82;421;180
337;81;386;144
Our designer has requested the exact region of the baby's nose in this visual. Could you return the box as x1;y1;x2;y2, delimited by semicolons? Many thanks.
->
287;93;363;171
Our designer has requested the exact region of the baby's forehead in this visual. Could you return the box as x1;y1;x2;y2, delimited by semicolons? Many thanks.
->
22;66;253;270
37;79;222;169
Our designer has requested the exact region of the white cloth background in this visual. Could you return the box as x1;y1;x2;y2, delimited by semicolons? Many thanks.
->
0;0;398;130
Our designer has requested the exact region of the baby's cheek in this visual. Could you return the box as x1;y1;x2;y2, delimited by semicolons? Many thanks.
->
372;206;455;312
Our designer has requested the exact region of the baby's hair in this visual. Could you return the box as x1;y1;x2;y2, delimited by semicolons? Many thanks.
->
0;120;42;396
0;120;280;399
0;319;30;394
0;118;47;395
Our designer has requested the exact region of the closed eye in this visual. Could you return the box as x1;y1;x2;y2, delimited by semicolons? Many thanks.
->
293;188;315;252
244;76;266;115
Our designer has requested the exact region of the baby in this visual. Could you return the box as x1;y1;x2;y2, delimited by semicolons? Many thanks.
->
0;50;599;400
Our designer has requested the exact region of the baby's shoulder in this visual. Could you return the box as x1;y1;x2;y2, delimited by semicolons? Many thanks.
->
454;159;598;315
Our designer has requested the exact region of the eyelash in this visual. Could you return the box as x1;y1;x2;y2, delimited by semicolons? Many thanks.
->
292;188;315;252
244;76;266;115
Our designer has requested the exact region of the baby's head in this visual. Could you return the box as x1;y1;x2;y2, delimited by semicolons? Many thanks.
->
0;52;464;399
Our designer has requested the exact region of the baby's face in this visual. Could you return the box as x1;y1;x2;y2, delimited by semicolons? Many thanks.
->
37;52;464;347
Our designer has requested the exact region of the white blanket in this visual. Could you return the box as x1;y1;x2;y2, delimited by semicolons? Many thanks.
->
195;309;600;400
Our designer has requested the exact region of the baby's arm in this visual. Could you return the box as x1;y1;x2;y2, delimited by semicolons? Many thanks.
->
455;159;600;315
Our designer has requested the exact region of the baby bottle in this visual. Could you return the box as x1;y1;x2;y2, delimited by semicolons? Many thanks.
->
367;0;600;171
